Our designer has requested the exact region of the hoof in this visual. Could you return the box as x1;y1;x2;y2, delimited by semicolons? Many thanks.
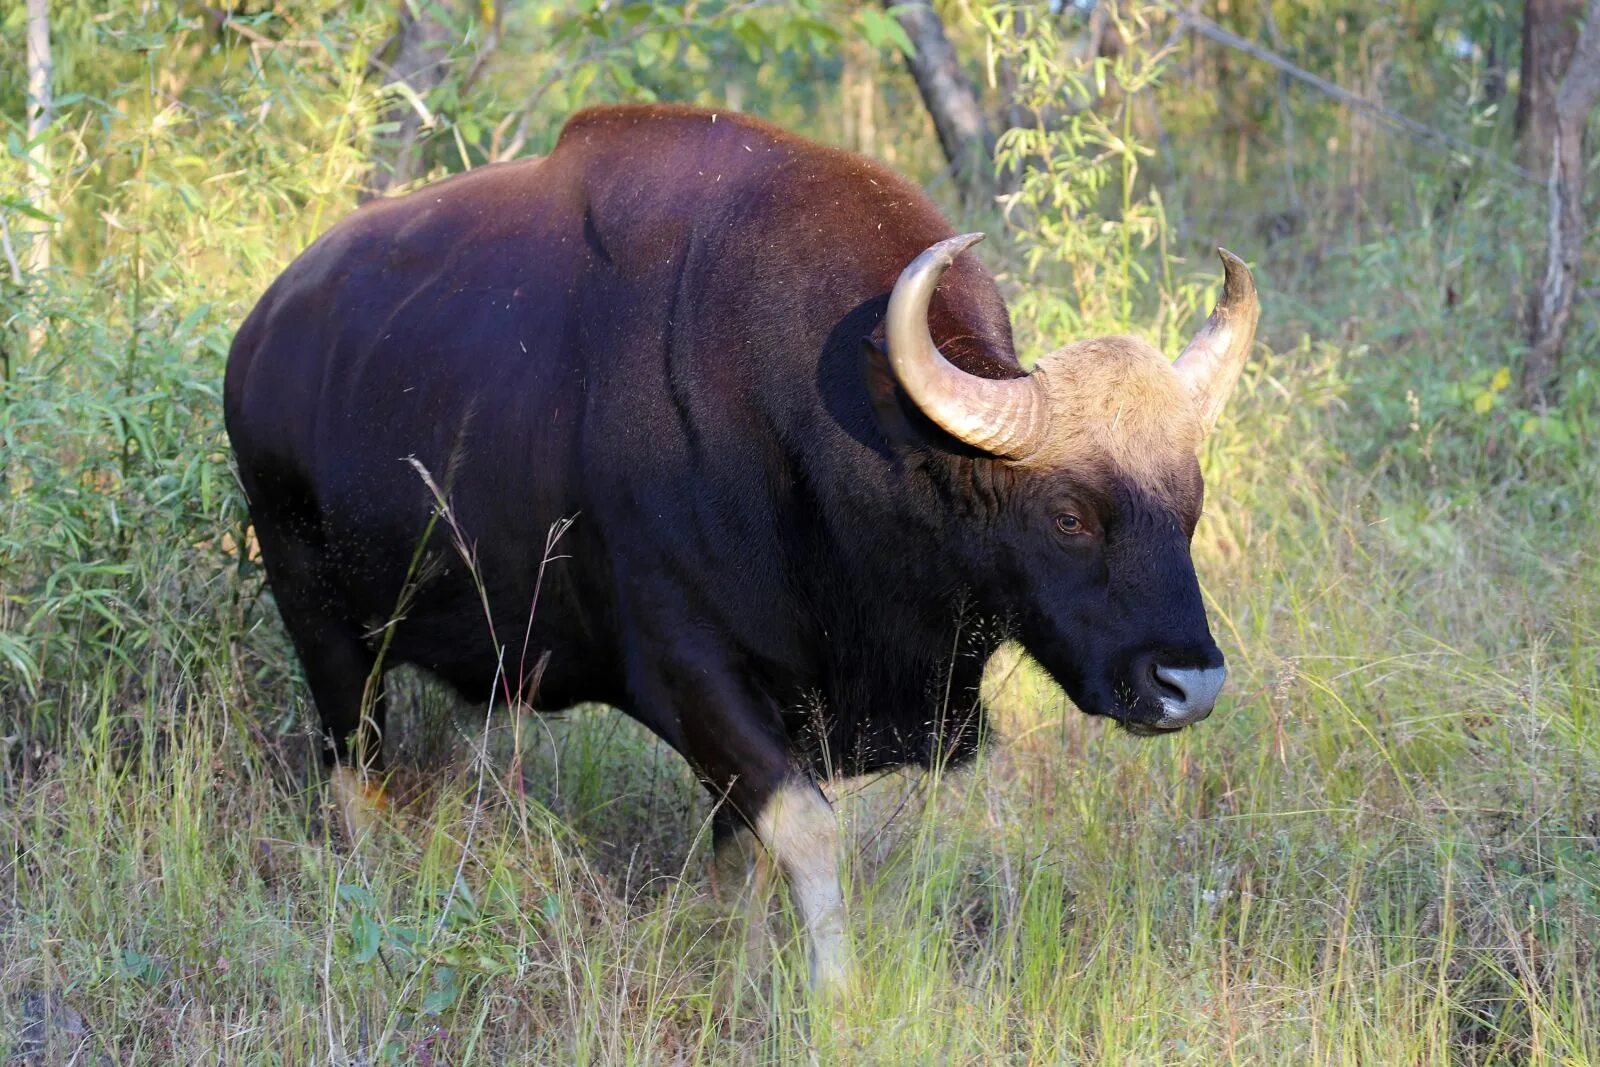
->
329;765;388;839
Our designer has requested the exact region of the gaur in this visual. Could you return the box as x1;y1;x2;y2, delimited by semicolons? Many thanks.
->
224;104;1260;988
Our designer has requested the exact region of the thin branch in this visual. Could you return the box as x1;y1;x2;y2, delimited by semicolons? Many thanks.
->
0;215;23;286
1166;5;1539;184
24;0;52;275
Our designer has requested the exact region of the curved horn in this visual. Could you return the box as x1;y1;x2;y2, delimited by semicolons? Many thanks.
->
884;233;1047;458
1173;248;1261;435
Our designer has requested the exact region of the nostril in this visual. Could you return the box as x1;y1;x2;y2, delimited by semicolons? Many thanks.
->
1149;664;1188;703
1153;665;1227;716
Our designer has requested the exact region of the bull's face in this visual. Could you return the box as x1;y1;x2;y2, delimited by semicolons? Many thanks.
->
883;235;1259;733
993;342;1224;732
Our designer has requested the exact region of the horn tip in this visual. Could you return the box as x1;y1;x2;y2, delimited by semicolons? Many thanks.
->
935;231;986;264
1214;246;1257;304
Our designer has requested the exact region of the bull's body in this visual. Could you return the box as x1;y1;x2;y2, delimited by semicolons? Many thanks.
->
227;105;1009;773
226;104;1258;988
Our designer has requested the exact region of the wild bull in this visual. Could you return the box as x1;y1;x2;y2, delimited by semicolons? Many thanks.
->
224;104;1259;989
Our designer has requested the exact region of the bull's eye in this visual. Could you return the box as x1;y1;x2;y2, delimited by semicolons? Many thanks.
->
1055;513;1087;536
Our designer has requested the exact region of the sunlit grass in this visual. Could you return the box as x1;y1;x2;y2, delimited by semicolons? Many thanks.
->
5;422;1597;1062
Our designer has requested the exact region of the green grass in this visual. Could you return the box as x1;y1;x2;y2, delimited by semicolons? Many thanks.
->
4;361;1597;1061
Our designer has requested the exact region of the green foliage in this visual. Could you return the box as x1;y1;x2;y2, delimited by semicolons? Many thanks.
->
1;4;390;735
857;6;915;58
986;2;1207;351
471;1;850;160
334;871;520;1035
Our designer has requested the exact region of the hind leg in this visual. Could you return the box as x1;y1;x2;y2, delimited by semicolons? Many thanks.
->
249;510;390;831
297;616;388;772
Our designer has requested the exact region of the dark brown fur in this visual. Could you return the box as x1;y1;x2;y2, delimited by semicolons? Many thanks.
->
225;104;1223;838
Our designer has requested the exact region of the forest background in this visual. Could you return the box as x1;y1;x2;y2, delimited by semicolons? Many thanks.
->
2;1;1598;1063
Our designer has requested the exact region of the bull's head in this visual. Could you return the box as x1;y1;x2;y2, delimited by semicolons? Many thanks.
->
884;233;1259;734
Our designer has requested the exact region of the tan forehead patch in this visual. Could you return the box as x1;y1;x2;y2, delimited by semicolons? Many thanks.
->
1024;336;1202;491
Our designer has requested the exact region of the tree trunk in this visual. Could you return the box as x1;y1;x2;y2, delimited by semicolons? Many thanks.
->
1484;33;1507;105
24;0;53;275
1515;0;1584;173
363;0;498;200
1522;0;1600;404
884;0;994;200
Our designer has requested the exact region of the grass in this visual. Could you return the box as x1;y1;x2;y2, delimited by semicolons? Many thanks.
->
4;336;1597;1061
4;5;1599;1062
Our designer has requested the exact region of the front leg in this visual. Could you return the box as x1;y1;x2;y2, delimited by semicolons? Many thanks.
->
634;648;850;992
750;777;848;990
711;776;849;991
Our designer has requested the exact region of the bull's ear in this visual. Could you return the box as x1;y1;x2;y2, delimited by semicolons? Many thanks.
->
861;338;918;445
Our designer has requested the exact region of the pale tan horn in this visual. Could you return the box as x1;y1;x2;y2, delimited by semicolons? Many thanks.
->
884;233;1047;458
1173;248;1261;434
